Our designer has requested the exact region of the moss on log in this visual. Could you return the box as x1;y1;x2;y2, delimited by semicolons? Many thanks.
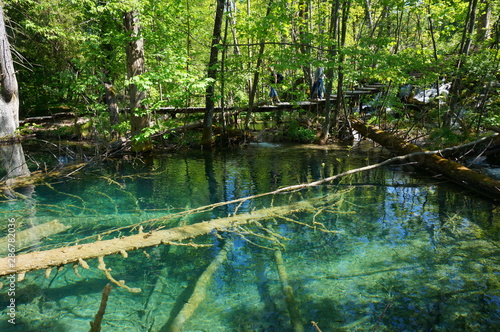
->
351;118;500;202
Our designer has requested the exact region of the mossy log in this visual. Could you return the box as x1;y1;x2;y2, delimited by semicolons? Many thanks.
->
165;241;232;332
351;118;500;202
0;201;313;277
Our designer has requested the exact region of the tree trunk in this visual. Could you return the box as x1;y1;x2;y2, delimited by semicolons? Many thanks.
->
166;241;233;332
446;0;479;126
319;0;341;144
336;0;351;140
0;3;19;139
201;0;225;148
351;118;500;202
0;200;315;277
243;0;274;131
124;10;150;151
297;0;312;88
477;0;491;42
104;83;120;139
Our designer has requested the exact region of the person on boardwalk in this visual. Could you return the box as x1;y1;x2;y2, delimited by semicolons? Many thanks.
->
311;67;325;100
268;66;282;104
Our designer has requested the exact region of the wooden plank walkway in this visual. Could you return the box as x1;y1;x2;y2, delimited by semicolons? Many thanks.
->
155;83;386;115
20;84;386;124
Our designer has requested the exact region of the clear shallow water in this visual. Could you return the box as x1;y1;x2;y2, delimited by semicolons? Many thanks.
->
0;141;499;331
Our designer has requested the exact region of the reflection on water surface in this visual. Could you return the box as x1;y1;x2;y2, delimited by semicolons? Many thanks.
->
0;142;499;331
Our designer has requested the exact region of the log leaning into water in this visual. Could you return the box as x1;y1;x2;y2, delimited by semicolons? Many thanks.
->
0;201;313;277
351;118;500;201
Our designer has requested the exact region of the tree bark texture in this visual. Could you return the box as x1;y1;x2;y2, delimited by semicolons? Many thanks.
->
202;0;225;147
104;83;120;140
351;118;500;202
124;10;149;143
0;3;19;139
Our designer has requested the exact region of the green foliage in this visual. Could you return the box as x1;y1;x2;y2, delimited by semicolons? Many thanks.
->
428;127;467;148
285;120;317;143
3;0;500;142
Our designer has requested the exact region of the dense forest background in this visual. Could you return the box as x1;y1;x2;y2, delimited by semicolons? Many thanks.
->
2;0;500;149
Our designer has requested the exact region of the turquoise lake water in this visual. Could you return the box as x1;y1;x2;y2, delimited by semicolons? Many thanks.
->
0;141;499;331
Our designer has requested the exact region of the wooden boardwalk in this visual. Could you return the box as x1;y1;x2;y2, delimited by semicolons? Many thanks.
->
155;83;386;115
20;84;386;124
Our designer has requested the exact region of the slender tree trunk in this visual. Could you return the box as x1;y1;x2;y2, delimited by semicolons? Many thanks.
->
363;0;373;34
202;0;225;148
124;10;150;150
336;0;351;139
319;0;340;144
227;0;241;56
0;3;19;139
243;0;274;131
447;0;479;126
297;0;312;87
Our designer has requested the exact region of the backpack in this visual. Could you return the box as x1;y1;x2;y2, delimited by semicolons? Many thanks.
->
276;73;284;84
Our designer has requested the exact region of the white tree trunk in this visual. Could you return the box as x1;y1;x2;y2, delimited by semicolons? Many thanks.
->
0;3;19;139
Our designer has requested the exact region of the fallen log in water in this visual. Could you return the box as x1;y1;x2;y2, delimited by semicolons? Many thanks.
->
0;201;314;277
351;118;500;202
0;220;70;255
273;247;304;332
0;162;87;194
165;241;232;332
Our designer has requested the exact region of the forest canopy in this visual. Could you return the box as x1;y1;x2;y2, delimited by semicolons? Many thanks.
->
2;0;499;145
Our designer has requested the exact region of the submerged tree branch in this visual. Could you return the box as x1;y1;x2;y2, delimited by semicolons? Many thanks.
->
165;241;232;332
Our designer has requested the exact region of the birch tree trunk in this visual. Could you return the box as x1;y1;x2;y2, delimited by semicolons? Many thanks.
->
0;3;19;139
